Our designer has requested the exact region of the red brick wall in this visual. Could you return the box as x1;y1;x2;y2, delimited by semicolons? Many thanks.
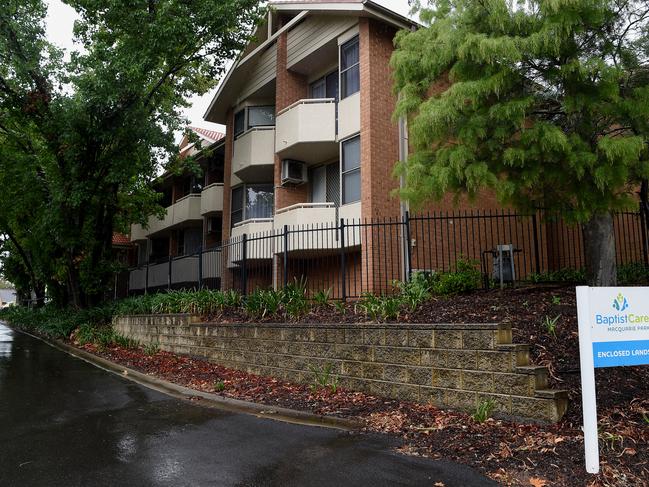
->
274;31;309;211
357;19;402;293
359;18;400;220
222;109;235;241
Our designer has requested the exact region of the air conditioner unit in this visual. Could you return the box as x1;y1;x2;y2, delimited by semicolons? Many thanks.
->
281;159;307;186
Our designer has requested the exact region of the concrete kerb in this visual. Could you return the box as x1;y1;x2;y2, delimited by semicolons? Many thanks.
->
9;325;360;432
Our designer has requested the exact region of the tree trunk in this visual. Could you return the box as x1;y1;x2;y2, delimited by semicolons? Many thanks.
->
67;257;84;309
582;213;617;286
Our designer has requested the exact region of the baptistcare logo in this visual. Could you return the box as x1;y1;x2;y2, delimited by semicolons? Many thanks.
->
612;293;629;312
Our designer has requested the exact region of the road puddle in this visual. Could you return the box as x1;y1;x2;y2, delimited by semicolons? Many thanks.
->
0;323;13;359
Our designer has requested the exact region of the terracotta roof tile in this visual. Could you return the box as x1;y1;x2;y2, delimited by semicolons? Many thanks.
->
112;233;131;246
189;126;225;143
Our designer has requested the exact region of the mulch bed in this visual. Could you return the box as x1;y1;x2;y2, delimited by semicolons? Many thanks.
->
78;285;647;486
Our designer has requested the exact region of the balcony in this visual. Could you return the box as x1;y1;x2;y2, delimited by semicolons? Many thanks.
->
275;202;361;255
129;194;202;239
229;218;274;265
232;127;276;181
200;183;224;215
130;223;148;242
274;202;336;229
128;251;222;292
275;99;338;164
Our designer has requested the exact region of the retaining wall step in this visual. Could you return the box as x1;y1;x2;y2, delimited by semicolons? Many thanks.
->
113;315;567;423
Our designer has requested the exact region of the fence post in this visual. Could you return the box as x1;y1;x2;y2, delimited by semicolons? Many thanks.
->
168;255;172;291
640;205;649;266
532;211;541;275
145;261;149;295
242;234;248;296
198;245;203;290
340;219;347;301
283;225;289;288
404;211;413;281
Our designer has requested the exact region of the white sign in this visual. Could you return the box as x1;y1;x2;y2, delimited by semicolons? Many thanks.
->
576;286;649;474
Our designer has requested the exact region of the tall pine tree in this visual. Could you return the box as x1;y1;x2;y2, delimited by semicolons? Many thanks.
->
392;0;649;285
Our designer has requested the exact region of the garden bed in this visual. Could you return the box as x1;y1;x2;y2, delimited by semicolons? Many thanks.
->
80;285;648;486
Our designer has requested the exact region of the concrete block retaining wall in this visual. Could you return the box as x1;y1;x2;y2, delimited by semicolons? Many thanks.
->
114;314;568;422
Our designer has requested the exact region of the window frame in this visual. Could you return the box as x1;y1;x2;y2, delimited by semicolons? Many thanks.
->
234;109;246;138
341;135;361;205
233;106;276;139
340;36;360;99
230;183;275;228
247;105;276;129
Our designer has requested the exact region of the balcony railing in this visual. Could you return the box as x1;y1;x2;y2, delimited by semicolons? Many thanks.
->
129;194;202;239
200;183;224;215
128;249;223;292
232;127;275;181
275;98;337;163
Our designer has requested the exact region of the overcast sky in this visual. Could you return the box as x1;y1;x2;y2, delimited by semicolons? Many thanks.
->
45;0;413;135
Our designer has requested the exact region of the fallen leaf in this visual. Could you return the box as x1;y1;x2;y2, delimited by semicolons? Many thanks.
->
529;478;548;487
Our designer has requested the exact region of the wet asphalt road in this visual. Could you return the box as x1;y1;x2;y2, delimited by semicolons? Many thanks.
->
0;323;496;487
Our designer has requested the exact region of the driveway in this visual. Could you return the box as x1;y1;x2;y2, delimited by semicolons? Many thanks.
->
0;323;496;486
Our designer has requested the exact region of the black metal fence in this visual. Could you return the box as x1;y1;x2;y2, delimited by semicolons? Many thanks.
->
126;209;649;299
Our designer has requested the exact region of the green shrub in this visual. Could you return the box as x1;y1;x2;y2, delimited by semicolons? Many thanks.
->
356;293;402;322
75;323;117;346
113;334;139;349
143;342;160;356
617;263;649;285
542;314;560;337
313;289;331;307
309;363;339;393
355;293;385;321
529;268;586;284
245;289;282;319
472;398;496;423
281;278;309;319
395;272;433;311
431;258;481;295
214;380;226;392
223;289;242;308
0;304;116;339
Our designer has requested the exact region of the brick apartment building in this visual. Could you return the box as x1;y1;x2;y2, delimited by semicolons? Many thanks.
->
128;0;427;294
126;0;648;295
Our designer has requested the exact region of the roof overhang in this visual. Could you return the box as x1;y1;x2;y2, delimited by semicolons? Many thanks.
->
203;1;418;124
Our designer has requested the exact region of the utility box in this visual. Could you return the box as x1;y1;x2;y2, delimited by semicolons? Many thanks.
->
492;244;516;287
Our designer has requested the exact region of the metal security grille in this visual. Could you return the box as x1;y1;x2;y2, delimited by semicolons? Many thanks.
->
326;162;340;207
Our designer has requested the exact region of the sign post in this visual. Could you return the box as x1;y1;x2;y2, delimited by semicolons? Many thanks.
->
576;286;649;474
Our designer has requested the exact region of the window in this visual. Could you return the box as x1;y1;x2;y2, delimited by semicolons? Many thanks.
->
177;229;185;256
342;136;360;204
246;184;274;219
309;162;340;206
234;110;245;137
137;243;148;266
310;71;338;100
340;36;359;99
233;106;276;138
150;237;169;263
207;216;222;242
230;184;274;227
231;186;244;227
310;78;326;99
247;106;275;128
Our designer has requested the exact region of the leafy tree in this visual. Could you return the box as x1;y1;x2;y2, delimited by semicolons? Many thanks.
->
0;0;262;306
392;0;649;285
